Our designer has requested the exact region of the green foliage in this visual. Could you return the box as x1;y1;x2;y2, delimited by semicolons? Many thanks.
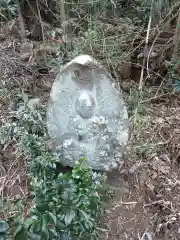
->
0;0;17;21
16;160;106;240
6;159;108;240
0;96;111;240
0;220;9;239
166;59;180;92
127;89;146;117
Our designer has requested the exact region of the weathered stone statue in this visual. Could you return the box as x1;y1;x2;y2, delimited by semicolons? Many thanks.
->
47;55;128;171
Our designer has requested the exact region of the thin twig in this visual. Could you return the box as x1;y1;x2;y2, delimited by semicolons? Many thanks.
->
144;200;170;208
140;92;172;103
139;0;154;90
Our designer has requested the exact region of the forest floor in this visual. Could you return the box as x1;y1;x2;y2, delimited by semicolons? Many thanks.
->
104;90;180;240
0;25;180;240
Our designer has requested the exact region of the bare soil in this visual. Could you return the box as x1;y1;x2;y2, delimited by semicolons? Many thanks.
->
103;93;180;240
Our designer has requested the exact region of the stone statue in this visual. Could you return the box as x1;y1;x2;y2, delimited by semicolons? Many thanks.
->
47;55;128;171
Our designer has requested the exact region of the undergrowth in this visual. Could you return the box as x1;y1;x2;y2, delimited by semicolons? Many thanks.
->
0;95;111;240
0;0;17;21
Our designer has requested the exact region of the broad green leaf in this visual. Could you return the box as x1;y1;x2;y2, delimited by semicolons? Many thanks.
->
78;209;91;222
49;228;57;237
36;203;49;213
29;220;41;234
47;212;56;224
31;209;41;218
42;217;49;239
15;227;28;240
56;219;66;229
57;232;72;240
0;220;9;233
24;218;35;229
27;231;41;240
64;210;75;226
14;223;22;236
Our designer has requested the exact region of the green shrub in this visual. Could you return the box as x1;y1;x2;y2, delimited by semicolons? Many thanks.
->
0;158;108;240
0;96;111;240
166;59;180;91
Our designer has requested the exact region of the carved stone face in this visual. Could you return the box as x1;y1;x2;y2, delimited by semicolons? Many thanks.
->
47;55;128;171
